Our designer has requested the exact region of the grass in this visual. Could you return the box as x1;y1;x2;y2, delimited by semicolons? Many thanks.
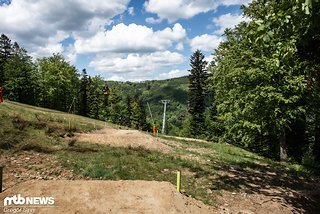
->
0;101;319;208
0;101;111;152
57;142;213;203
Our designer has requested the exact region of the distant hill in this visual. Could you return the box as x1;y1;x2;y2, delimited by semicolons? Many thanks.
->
106;76;189;135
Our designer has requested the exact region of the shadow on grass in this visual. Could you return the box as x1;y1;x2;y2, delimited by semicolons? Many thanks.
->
209;159;320;213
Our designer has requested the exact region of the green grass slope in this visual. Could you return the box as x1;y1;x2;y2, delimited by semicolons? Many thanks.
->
0;101;108;152
0;101;319;210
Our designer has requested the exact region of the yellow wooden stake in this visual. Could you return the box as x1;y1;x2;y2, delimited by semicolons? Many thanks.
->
177;171;181;193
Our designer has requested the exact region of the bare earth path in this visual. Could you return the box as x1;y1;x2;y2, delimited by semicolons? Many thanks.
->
74;128;180;153
0;180;215;214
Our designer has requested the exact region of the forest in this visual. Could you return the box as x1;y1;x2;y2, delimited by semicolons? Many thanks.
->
0;0;319;169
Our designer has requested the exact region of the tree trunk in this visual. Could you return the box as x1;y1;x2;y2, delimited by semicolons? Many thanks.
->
314;113;320;162
280;127;287;162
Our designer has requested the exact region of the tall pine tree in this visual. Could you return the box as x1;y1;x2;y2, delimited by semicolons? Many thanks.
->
188;50;208;137
0;34;13;84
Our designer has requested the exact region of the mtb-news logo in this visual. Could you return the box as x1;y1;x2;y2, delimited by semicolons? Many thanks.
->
2;194;55;213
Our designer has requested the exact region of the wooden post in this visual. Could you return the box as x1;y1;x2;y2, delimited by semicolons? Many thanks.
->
176;171;181;193
0;166;3;193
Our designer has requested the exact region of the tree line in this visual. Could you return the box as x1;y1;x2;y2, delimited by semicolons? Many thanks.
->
188;0;320;165
0;34;147;131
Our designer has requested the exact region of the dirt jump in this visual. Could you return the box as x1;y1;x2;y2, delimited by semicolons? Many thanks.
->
74;128;179;153
0;180;214;214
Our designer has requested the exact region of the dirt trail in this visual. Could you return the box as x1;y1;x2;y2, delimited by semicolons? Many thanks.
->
164;135;210;143
0;180;215;214
0;151;80;191
74;128;180;153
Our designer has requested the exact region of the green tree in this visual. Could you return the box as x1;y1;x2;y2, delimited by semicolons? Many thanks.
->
37;54;79;111
211;0;319;161
124;96;133;127
188;50;208;137
297;1;320;162
128;95;147;130
3;47;37;104
87;76;105;119
79;69;88;116
107;89;126;125
0;34;13;84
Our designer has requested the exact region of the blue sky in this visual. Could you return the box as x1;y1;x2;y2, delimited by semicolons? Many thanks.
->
0;0;251;81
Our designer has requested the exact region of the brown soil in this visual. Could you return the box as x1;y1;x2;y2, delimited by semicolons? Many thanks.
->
0;180;215;214
74;128;180;153
215;189;320;214
209;165;320;214
0;151;80;191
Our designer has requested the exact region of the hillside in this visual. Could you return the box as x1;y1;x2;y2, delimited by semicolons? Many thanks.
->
107;76;189;136
1;101;320;213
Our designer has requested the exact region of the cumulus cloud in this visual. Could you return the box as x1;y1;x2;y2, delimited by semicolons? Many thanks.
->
213;13;250;35
145;17;162;24
64;44;77;64
190;34;223;52
127;7;134;16
75;23;186;54
90;51;185;74
222;0;252;6
158;69;188;80
108;74;126;82
92;51;185;82
144;0;252;22
0;0;130;56
176;42;184;51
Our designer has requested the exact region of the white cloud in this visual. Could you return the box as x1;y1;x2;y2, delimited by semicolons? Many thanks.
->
222;0;252;6
0;0;130;57
99;53;187;82
80;22;187;81
158;69;188;80
28;31;68;58
176;42;184;51
144;0;252;22
127;7;134;16
204;56;214;68
108;74;126;82
213;13;250;35
75;23;186;54
73;17;113;39
90;51;185;74
145;17;162;24
190;34;224;52
64;44;77;64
